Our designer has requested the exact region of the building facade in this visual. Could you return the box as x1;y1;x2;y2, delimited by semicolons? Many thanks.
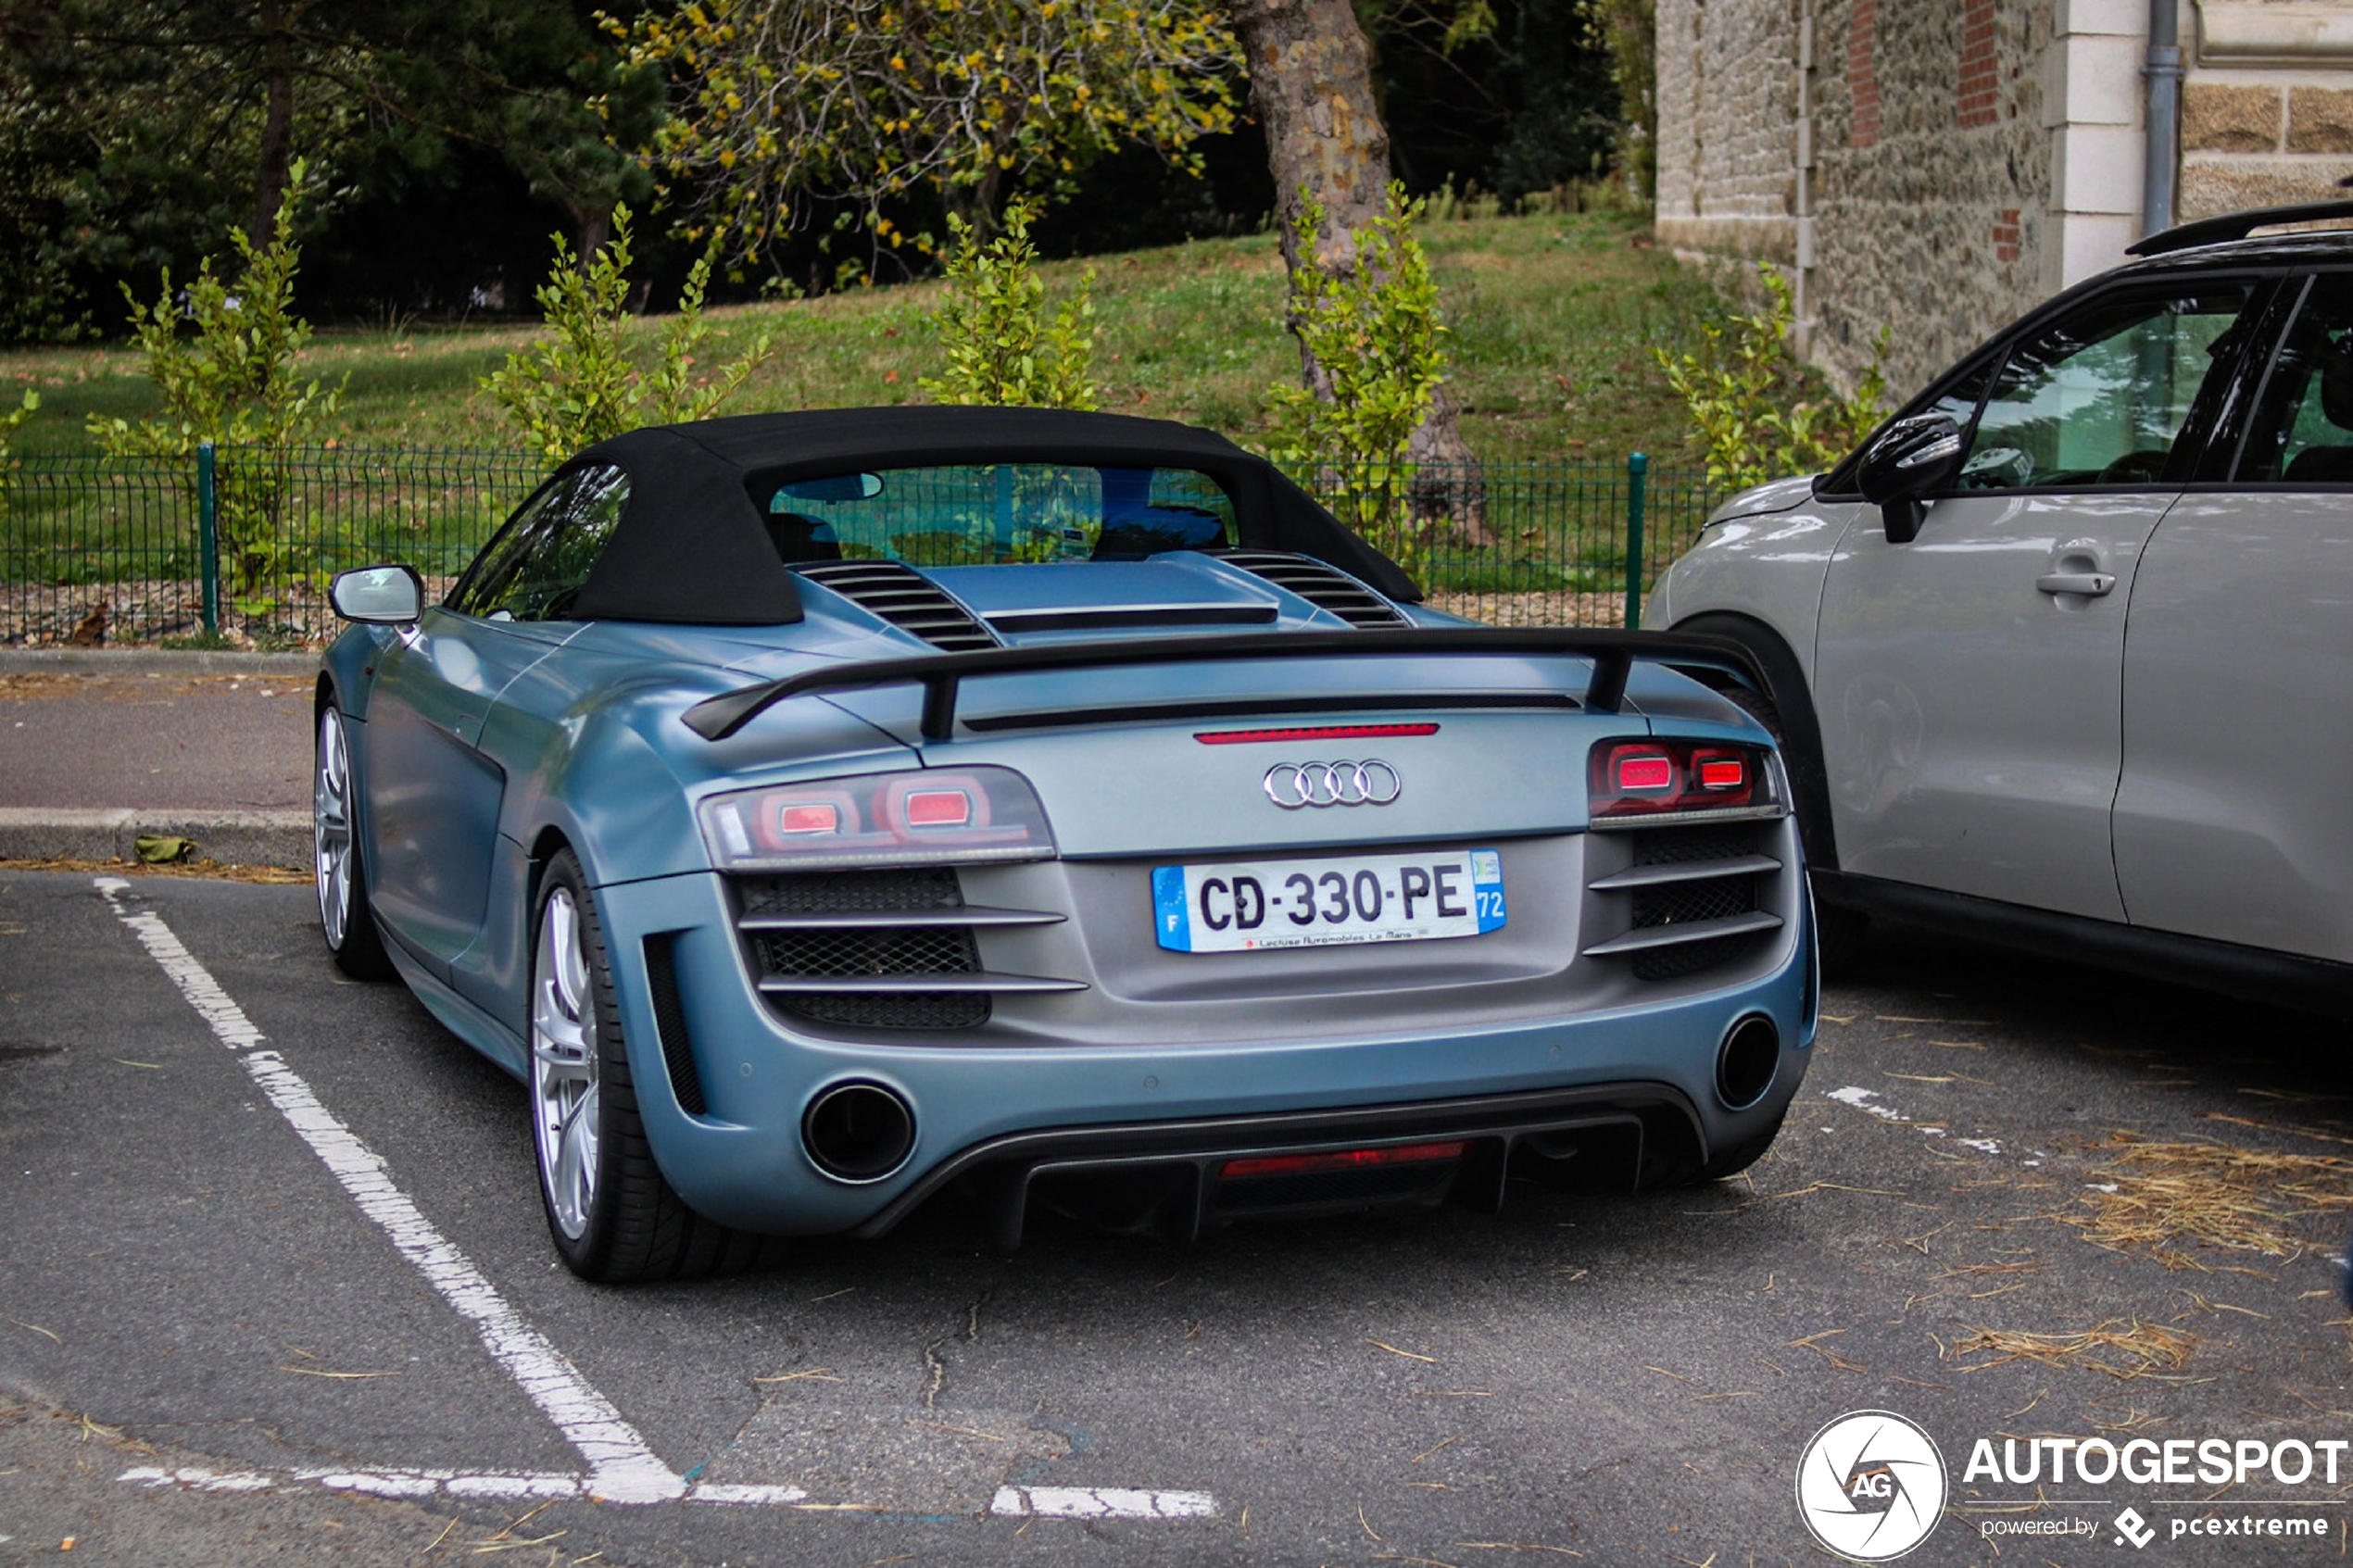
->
1655;0;2353;395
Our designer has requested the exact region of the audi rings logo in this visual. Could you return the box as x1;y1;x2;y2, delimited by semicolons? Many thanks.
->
1262;759;1403;809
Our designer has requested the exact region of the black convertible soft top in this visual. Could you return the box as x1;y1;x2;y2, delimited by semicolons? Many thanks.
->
561;407;1421;624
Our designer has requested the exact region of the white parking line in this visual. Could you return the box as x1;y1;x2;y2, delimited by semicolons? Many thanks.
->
990;1486;1219;1519
96;876;1217;1524
119;1465;806;1506
96;878;685;1504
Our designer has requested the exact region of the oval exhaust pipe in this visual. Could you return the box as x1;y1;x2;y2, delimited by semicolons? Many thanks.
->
1716;1015;1780;1110
801;1081;916;1183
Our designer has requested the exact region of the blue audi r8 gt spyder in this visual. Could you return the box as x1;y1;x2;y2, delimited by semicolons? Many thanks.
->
313;408;1816;1282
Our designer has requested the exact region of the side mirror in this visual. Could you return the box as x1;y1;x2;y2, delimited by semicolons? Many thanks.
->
1856;413;1966;544
330;564;423;624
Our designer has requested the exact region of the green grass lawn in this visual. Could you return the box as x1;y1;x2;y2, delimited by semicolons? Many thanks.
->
1;210;1718;465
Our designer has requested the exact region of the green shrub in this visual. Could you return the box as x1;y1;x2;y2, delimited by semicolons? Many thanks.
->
88;163;346;596
0;387;37;498
484;204;776;462
920;201;1099;410
1652;263;1887;490
1264;181;1448;569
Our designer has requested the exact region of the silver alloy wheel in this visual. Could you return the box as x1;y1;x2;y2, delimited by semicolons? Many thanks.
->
313;709;355;948
531;887;600;1241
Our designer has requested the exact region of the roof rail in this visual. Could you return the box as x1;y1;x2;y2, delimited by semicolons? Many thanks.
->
2128;197;2353;257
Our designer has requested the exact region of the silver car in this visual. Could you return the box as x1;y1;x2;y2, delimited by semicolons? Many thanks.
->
1648;200;2353;1010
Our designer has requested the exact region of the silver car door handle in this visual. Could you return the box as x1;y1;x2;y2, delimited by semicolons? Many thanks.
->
2035;571;2116;596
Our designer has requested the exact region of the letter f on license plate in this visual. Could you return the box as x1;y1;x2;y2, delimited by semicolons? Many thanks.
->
1152;849;1506;954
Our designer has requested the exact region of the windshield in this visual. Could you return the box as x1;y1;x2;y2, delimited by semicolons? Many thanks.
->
765;463;1237;566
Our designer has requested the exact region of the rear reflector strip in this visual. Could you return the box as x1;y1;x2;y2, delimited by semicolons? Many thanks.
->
1196;722;1441;746
1219;1140;1467;1179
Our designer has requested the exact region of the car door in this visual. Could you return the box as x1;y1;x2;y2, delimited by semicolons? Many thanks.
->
1811;278;2267;921
359;465;626;977
2113;270;2353;961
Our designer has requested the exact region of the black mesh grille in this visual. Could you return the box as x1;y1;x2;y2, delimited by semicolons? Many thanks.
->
740;869;964;916
643;935;708;1117
1632;824;1761;866
1632;876;1757;930
1598;822;1769;984
1632;935;1758;982
736;870;990;1031
756;926;979;979
786;993;992;1030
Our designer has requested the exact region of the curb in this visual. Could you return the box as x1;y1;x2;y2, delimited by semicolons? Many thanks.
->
0;808;311;869
0;650;321;677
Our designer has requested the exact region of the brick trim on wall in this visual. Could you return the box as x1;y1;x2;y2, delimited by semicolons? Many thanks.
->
1957;0;1998;128
1850;0;1881;147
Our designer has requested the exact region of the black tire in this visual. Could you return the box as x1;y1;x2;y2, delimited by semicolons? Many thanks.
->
1718;683;1870;973
528;849;779;1283
314;704;395;982
1691;1109;1786;1184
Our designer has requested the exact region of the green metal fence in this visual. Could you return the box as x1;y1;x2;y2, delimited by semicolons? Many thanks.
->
0;444;1721;646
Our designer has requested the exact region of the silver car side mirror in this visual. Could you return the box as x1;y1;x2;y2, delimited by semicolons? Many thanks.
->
1856;413;1966;545
330;564;423;624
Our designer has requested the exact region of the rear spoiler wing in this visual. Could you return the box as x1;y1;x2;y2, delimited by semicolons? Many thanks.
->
681;627;1767;743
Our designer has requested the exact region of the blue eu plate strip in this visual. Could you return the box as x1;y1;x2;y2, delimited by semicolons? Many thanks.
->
1152;865;1191;951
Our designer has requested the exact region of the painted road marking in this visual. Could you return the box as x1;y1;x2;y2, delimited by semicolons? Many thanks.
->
990;1486;1219;1519
95;878;686;1504
97;876;1217;1523
119;1465;805;1506
1828;1085;2022;1161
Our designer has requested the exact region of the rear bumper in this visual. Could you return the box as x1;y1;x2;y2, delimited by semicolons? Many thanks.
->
851;1081;1699;1246
588;867;1817;1236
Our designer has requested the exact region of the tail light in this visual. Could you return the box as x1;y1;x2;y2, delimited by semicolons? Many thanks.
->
1219;1141;1466;1180
698;766;1056;871
1590;738;1776;821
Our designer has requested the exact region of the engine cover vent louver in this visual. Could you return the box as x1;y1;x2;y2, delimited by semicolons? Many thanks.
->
795;559;999;651
1218;552;1411;629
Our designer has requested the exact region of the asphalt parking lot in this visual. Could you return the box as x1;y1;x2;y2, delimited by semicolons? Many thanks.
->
4;868;2352;1566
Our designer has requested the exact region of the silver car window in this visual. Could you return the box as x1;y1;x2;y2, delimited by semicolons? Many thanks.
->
1959;287;2255;491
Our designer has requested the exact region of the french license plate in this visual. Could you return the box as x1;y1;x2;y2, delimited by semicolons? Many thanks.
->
1151;849;1505;954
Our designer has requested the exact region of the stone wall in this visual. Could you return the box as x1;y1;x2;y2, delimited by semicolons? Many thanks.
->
1655;0;2061;401
1655;0;1802;266
2182;3;2353;218
1807;0;2056;393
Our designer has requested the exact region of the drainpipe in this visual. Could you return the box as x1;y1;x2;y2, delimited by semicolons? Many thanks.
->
1793;0;1816;358
2142;0;2183;238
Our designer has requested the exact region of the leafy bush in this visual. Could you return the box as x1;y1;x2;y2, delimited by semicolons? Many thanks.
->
1652;263;1887;489
483;204;776;461
88;162;346;595
1264;181;1448;568
920;201;1099;409
0;387;38;469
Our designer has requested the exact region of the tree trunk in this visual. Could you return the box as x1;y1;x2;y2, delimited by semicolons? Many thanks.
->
559;197;612;269
252;0;296;242
1227;0;1491;546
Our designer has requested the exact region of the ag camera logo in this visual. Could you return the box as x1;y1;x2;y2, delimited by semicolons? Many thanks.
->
1796;1410;1948;1561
